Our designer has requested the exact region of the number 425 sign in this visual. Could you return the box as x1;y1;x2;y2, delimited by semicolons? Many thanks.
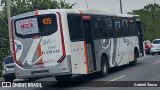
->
42;18;52;25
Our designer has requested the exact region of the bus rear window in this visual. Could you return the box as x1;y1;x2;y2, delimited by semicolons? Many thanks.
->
14;14;57;38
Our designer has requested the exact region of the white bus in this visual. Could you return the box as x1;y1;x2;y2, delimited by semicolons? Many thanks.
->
10;9;145;81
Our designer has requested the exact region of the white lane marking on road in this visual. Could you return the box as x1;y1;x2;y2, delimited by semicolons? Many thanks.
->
153;61;160;64
104;75;126;84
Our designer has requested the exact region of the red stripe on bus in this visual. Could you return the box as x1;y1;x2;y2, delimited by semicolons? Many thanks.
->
56;12;66;62
37;44;43;64
84;41;89;74
11;19;16;61
11;19;23;66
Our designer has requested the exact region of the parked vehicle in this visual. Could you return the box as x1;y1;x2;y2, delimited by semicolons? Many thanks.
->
150;39;160;55
144;40;152;54
2;55;15;82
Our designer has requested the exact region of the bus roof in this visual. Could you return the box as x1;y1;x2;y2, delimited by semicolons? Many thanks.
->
12;9;139;19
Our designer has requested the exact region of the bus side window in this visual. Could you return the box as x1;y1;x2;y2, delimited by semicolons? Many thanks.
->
67;14;84;42
92;16;114;39
128;19;136;36
93;17;106;39
113;18;121;37
121;18;129;37
104;17;113;37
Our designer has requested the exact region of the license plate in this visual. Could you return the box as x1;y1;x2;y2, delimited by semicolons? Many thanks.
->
7;68;14;71
31;70;49;75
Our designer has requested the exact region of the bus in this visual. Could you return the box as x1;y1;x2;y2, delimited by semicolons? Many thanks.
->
10;9;145;81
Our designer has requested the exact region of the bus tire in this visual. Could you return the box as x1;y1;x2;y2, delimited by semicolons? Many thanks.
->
55;74;72;81
4;78;14;83
99;56;109;77
151;52;155;55
130;51;138;66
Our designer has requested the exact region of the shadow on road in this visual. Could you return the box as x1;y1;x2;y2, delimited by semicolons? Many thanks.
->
40;63;142;88
108;63;142;74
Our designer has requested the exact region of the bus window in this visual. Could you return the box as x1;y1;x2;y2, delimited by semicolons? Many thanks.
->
67;14;84;41
128;19;136;36
14;14;57;38
96;17;106;38
122;18;129;37
93;17;113;39
104;17;113;37
113;18;121;37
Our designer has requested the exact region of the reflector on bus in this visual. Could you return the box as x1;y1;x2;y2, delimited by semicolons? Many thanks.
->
82;16;91;20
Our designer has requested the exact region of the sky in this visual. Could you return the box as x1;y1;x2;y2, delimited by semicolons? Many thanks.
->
0;0;160;14
65;0;160;14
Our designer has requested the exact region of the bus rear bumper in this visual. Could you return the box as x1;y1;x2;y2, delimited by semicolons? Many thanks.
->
15;56;72;79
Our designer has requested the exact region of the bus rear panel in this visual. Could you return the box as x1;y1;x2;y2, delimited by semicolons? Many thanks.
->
12;11;73;79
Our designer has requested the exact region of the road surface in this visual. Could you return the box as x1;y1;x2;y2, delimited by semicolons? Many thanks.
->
1;55;160;90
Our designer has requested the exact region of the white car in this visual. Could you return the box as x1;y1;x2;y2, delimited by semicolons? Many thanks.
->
2;55;15;82
150;39;160;55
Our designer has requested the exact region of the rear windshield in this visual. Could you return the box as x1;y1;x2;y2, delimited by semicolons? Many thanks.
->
14;14;57;38
152;40;160;44
4;56;14;64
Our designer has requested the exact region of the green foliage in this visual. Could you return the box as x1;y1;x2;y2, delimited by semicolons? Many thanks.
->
0;0;75;61
0;15;10;61
130;4;160;41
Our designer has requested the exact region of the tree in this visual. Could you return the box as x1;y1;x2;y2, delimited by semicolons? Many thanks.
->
1;0;75;16
130;4;160;41
0;0;75;61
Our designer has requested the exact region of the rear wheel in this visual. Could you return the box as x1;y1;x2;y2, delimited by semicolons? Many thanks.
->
130;51;138;66
151;52;155;55
3;74;15;82
4;77;14;82
98;56;109;77
55;74;72;81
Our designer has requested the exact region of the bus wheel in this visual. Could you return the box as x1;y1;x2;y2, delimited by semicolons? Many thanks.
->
4;78;14;82
130;52;138;66
55;74;72;81
151;52;155;55
99;56;109;77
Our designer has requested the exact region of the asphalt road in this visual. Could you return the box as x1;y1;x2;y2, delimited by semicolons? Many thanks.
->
1;55;160;90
